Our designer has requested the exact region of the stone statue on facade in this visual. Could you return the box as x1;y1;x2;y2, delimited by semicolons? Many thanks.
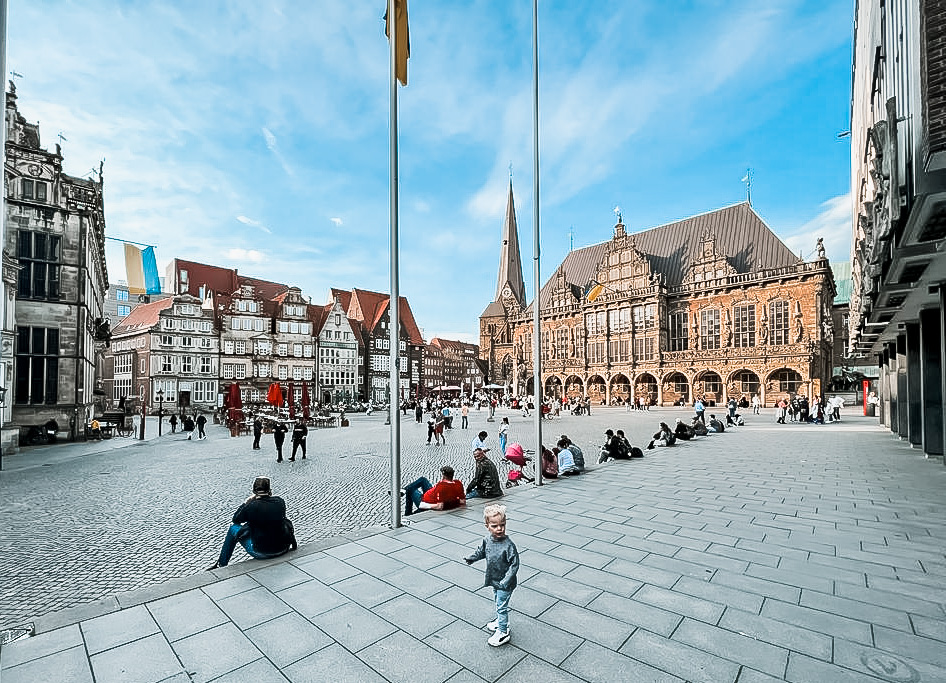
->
816;238;825;259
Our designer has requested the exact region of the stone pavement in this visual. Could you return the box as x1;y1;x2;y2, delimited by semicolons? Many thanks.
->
2;412;944;682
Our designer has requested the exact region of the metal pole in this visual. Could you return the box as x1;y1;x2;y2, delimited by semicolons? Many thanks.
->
388;0;402;528
0;0;7;466
158;392;163;436
138;383;146;440
532;0;543;486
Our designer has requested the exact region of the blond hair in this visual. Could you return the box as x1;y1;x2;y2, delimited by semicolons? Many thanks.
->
483;504;507;522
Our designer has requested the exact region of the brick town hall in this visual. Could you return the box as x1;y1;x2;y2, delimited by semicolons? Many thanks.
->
480;183;836;407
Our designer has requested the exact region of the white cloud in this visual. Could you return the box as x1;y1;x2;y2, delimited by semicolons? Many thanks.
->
784;193;852;262
226;248;267;263
330;217;343;227
236;215;272;233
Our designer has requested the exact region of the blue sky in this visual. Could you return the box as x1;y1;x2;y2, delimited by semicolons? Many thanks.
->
9;1;853;343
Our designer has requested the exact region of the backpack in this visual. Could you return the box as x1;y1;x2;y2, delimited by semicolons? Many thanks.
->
541;447;559;478
630;446;644;458
568;444;585;469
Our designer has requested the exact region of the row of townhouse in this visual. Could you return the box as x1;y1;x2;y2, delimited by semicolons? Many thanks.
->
106;261;432;414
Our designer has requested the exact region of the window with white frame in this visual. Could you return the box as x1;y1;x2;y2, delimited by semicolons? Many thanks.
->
235;364;246;379
181;356;193;373
200;321;211;332
162;318;175;330
254;362;270;377
181;336;193;348
255;319;265;332
303;344;312;357
180;319;194;330
303;367;313;380
224;340;234;354
223;364;235;379
278;365;288;380
256;340;271;355
235;340;246;354
293;343;302;357
162;356;173;372
114;353;133;374
278;343;288;356
292;366;303;380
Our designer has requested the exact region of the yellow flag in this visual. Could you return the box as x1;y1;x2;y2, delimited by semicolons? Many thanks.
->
384;0;410;86
586;283;604;302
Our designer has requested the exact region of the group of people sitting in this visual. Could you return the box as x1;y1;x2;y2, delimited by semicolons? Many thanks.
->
647;412;735;448
597;428;645;462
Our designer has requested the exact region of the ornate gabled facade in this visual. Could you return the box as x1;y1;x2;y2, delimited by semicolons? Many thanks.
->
481;196;836;407
3;84;110;449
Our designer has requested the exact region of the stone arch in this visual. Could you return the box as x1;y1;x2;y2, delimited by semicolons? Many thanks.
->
662;371;690;406
545;375;563;400
634;373;658;407
525;376;535;396
564;375;584;399
694;370;723;406
765;367;803;398
609;373;630;406
587;374;606;404
729;369;760;401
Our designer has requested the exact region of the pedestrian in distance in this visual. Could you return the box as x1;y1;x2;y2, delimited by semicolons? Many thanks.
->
207;476;297;570
195;413;207;440
461;403;469;429
182;414;195;440
252;416;263;450
273;421;288;463
464;504;519;647
169;413;178;433
498;417;509;456
289;417;307;461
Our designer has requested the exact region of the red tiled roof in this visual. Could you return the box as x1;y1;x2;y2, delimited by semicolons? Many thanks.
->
348;288;424;345
112;298;174;334
329;288;352;312
168;258;288;300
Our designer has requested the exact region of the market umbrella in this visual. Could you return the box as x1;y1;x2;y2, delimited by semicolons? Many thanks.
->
288;381;296;419
301;381;311;420
267;382;283;407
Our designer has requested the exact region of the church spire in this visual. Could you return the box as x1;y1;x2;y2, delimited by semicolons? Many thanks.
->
494;180;526;306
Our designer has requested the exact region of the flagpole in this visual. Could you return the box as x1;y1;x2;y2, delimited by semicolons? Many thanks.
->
532;0;543;486
388;0;402;529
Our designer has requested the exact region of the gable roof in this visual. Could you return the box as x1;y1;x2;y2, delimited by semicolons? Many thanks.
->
167;259;288;300
347;288;425;345
112;297;174;335
530;202;800;311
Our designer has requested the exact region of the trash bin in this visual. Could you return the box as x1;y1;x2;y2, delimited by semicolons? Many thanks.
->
866;404;876;417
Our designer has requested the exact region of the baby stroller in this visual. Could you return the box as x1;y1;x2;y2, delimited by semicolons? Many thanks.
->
502;443;535;488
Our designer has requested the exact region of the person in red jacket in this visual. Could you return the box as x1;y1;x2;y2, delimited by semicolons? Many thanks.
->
402;465;466;516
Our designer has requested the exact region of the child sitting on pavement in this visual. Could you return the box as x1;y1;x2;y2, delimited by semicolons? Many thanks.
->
465;504;519;647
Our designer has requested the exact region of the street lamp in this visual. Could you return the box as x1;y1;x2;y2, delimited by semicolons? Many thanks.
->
156;388;164;436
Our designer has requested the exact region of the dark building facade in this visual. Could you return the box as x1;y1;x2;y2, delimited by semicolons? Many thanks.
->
3;84;109;449
481;185;835;407
848;0;946;458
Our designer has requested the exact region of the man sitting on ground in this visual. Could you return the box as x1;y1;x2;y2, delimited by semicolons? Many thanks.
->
708;414;726;433
647;422;676;449
691;416;709;436
556;436;585;471
674;418;695;441
208;476;296;569
467;448;504;498
598;429;629;463
403;465;466;516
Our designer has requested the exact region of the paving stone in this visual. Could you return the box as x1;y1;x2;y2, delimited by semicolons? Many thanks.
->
215;585;291;630
872;624;946;669
80;603;159;655
521;570;601;607
670;576;764;614
1;645;93;683
147;588;229;642
586;592;681;636
90;632;183;683
671;617;787;677
428;585;495;627
310;600;396;652
201;575;260;602
249;561;313;592
244;611;333;668
619;627;740;683
560;640;684;683
372;593;457;640
760;597;873;644
291;552;361;583
172;622;262;683
784;651;889;683
538;601;634;650
495;614;582;667
332;572;402;608
358;630;462;683
423;619;526;682
0;623;83;669
494;654;587;683
283;642;389;683
276;579;349;618
208;656;289;682
717;607;832;661
384;564;452;599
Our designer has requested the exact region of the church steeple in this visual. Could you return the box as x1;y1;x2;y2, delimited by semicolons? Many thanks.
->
494;180;526;307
